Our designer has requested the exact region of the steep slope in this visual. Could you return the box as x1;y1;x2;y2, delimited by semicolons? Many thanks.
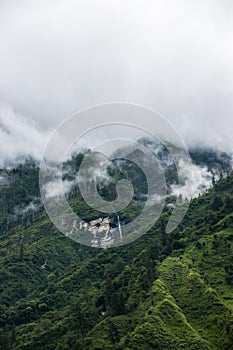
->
0;160;233;349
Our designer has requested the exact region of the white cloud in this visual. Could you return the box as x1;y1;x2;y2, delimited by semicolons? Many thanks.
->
0;175;8;185
171;159;213;199
0;0;232;159
0;103;51;165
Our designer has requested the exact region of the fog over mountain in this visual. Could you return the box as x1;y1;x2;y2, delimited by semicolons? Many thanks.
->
0;0;233;163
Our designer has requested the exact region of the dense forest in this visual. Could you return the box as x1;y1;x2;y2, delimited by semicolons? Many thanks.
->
1;148;233;349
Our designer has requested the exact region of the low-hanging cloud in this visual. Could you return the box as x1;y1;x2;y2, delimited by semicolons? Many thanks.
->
0;0;232;161
0;103;51;165
171;159;213;199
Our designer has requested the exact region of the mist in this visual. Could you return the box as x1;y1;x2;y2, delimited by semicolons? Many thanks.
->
0;104;51;166
0;0;233;162
171;159;213;199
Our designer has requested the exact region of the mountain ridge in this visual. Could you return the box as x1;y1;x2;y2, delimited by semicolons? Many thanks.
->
0;148;233;349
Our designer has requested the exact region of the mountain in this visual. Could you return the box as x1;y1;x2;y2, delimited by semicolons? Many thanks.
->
0;147;233;349
1;142;231;244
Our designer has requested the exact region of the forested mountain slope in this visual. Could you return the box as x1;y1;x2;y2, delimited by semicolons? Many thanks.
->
0;153;233;349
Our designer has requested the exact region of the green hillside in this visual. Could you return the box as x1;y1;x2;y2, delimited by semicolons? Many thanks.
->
1;163;233;349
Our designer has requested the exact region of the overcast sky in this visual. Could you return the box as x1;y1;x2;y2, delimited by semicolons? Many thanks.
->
0;0;233;162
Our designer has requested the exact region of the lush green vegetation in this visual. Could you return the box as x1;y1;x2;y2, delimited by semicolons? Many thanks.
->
1;150;233;349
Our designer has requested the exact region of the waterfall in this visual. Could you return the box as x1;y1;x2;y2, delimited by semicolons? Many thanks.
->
117;215;123;240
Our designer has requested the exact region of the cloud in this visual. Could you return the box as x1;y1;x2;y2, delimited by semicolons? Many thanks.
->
171;159;213;199
14;201;41;216
0;175;8;185
0;0;232;159
0;103;51;165
43;179;72;199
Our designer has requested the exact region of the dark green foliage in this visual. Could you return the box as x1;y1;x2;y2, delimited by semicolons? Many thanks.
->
189;147;232;175
1;154;233;348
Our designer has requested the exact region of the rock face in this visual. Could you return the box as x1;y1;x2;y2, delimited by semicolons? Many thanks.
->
77;216;120;248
